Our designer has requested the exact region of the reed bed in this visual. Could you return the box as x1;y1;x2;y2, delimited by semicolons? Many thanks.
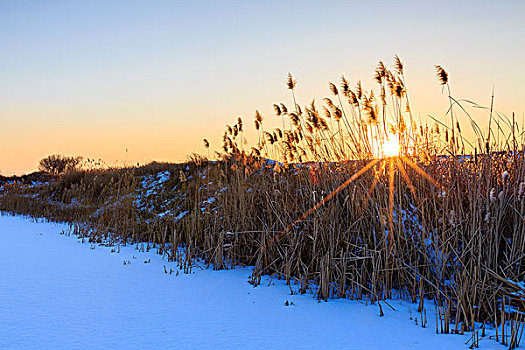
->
1;57;525;348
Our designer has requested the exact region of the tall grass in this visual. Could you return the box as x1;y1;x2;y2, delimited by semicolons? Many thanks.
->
1;56;524;348
200;57;525;346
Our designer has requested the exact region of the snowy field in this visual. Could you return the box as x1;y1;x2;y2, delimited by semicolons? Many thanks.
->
0;214;502;349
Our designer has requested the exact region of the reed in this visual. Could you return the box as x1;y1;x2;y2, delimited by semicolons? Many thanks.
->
1;56;524;348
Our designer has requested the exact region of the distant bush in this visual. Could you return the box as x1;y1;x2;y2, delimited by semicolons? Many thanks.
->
38;154;83;175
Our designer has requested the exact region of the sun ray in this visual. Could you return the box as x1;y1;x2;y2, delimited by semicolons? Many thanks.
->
266;158;381;250
388;159;395;247
358;170;380;216
395;157;417;200
400;155;442;189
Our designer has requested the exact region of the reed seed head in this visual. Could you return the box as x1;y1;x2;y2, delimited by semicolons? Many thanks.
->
273;104;282;116
255;110;263;122
435;65;448;85
237;117;243;132
374;61;386;84
394;55;404;75
341;76;350;96
329;82;339;96
287;73;297;90
356;81;363;100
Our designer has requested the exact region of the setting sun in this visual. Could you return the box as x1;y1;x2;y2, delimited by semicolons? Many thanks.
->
381;134;401;158
371;132;401;159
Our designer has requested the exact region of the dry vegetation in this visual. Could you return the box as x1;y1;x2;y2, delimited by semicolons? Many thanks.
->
2;56;525;348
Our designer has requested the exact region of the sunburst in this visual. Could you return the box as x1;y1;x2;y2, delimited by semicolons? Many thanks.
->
266;139;441;250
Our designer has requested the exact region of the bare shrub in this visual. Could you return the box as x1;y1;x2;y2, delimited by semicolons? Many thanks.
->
38;154;83;175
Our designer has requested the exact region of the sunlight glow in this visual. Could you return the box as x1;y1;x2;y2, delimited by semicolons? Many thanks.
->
374;133;400;158
382;134;401;158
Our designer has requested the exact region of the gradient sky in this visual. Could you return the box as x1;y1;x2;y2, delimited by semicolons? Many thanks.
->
1;0;524;175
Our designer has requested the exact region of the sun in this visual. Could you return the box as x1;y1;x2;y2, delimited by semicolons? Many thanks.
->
372;132;401;159
382;134;401;158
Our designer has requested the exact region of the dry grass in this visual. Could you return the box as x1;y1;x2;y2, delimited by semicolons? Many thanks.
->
1;56;525;348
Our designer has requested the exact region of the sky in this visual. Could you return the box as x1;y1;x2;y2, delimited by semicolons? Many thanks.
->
1;0;524;175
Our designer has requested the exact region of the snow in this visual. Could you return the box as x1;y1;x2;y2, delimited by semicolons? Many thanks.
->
0;214;503;349
174;210;188;222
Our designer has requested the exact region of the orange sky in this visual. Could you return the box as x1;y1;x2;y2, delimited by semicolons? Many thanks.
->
1;1;524;175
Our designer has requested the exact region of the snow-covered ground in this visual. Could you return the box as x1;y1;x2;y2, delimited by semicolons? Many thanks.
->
0;214;502;349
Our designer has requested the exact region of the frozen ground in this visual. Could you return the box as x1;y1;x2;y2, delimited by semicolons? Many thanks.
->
0;214;502;349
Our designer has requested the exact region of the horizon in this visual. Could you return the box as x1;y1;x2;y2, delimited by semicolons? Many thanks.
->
2;0;525;175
